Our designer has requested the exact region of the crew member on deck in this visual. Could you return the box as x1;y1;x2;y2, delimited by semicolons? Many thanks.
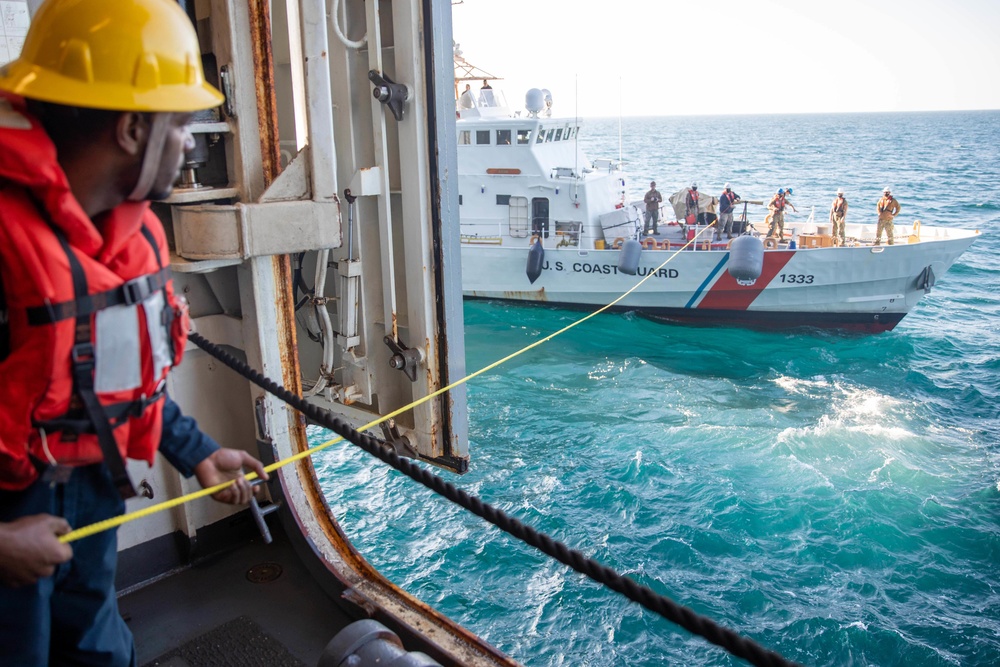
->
459;83;475;109
718;183;741;239
643;181;662;235
479;79;495;107
830;188;848;246
876;187;900;245
685;183;700;225
0;2;268;664
767;188;791;238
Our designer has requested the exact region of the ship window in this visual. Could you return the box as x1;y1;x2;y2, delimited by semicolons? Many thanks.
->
545;130;554;142
517;129;531;145
496;129;512;145
536;128;545;144
459;195;463;205
496;194;511;206
507;196;530;237
476;130;490;145
555;128;563;141
458;130;471;145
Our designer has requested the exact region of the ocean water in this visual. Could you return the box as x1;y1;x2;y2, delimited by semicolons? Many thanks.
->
313;111;1000;666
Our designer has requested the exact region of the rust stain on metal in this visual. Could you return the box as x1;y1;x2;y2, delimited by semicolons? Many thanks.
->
248;0;281;186
501;288;549;301
272;255;302;396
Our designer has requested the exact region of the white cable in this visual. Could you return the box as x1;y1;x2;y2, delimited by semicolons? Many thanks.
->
329;0;367;50
38;428;57;466
303;250;336;398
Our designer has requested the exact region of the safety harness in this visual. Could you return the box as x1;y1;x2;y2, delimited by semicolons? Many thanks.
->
5;201;174;498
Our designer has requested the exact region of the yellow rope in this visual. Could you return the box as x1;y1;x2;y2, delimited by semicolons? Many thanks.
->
60;226;715;544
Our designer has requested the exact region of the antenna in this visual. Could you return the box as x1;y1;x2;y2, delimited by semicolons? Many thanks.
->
618;76;623;165
575;73;579;189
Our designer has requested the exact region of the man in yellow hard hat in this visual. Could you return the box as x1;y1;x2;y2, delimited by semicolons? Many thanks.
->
0;1;267;664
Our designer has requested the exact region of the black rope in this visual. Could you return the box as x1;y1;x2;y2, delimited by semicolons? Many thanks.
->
188;331;802;667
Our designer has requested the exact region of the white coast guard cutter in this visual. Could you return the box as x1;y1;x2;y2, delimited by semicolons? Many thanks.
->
454;81;978;333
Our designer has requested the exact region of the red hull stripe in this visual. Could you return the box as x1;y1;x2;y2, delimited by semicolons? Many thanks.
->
697;251;796;310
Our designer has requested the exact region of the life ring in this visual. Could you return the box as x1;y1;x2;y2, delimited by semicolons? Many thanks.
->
612;237;625;249
640;237;657;250
764;237;778;250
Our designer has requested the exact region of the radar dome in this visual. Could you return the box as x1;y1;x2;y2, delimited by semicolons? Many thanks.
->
525;88;545;115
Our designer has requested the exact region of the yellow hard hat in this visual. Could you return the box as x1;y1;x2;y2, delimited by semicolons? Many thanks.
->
0;0;224;112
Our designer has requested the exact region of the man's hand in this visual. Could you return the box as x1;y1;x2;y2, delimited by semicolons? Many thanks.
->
193;448;269;505
0;515;73;587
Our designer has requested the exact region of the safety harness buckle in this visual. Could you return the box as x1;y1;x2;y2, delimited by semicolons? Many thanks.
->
71;341;95;366
121;275;152;306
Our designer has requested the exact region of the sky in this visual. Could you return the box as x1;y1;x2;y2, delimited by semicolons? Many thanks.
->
451;0;1000;117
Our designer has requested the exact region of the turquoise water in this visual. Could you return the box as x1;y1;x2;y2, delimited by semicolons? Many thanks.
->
314;111;1000;666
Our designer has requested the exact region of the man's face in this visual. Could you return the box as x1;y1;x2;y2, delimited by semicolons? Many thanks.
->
148;112;195;201
650;182;656;189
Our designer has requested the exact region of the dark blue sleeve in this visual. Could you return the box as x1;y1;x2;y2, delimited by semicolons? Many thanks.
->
158;394;220;477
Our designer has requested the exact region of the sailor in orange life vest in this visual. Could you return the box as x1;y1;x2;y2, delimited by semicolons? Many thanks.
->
685;182;700;225
0;1;268;664
766;187;797;239
875;186;901;245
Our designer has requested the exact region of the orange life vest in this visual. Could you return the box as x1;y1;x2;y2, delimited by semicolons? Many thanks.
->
720;191;738;212
0;95;188;493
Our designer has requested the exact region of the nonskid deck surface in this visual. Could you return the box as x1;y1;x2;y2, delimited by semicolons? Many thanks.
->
121;526;352;667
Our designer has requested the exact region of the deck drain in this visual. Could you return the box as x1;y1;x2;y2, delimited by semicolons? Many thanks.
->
246;561;283;584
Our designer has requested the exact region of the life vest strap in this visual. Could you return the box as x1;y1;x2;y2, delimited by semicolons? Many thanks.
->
25;266;171;325
68;341;137;498
43;209;138;500
35;383;167;436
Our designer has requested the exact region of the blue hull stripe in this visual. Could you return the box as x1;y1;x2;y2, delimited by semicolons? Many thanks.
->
684;254;730;309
